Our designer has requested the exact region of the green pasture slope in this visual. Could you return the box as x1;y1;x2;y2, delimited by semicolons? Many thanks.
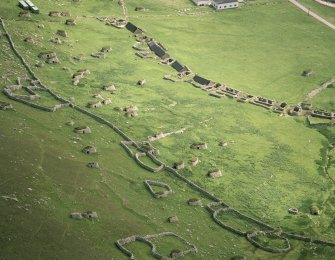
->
298;0;335;25
0;0;335;259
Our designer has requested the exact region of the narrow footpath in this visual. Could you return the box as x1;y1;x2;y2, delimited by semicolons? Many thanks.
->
289;0;335;30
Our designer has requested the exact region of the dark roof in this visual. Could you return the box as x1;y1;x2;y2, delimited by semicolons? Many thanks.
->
171;60;184;72
147;40;169;58
193;75;210;85
212;0;238;4
126;22;138;33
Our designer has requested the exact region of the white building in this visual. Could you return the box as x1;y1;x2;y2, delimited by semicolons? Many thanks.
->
212;0;239;10
192;0;239;10
192;0;211;6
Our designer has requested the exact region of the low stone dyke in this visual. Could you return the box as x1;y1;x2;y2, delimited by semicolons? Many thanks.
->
116;232;197;259
212;208;246;236
73;105;132;141
120;141;135;157
282;232;335;247
135;152;164;173
144;179;172;198
307;117;334;126
246;231;291;253
165;166;220;202
3;90;53;112
52;103;70;111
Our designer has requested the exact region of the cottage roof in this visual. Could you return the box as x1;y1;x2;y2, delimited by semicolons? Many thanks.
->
212;0;238;4
147;41;169;58
171;60;184;72
126;22;142;33
193;75;210;85
25;0;35;7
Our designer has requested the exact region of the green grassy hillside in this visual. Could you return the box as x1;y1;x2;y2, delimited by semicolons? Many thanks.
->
0;0;335;259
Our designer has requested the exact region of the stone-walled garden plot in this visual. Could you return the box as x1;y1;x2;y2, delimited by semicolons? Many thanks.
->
121;140;164;173
116;232;197;259
246;231;291;253
211;206;272;236
144;179;172;198
3;82;70;112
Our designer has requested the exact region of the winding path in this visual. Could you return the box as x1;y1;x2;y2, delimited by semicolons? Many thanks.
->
305;77;335;99
289;0;335;30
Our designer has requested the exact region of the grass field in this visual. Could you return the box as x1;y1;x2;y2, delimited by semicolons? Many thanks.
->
0;0;335;259
298;0;335;25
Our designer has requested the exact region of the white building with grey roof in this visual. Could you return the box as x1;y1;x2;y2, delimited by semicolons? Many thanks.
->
192;0;239;10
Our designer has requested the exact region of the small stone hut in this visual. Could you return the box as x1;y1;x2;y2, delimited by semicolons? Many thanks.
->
91;52;105;59
24;37;34;43
87;162;99;168
288;208;298;215
102;99;112;105
173;161;185;170
66;120;75;126
57;30;68;37
189;157;199;166
82;146;97;154
65;19;76;26
302;69;313;77
70;212;82;220
100;46;112;53
102;84;116;92
38;51;56;59
187;198;202;206
74;126;91;134
191;143;207;150
124;106;138;117
82;211;98;219
0;103;13;110
87;101;102;108
310;205;320;215
49;11;62;17
46;56;59;64
51;37;62;44
93;93;102;99
135;7;146;12
168;216;178;223
137;79;146;86
208;169;222;178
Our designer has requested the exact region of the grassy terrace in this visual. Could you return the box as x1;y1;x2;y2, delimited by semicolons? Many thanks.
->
0;0;335;259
